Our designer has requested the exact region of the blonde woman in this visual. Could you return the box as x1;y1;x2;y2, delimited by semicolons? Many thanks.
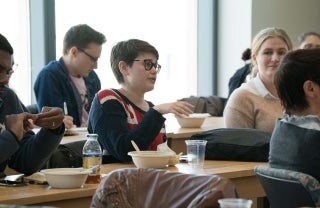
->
224;28;293;132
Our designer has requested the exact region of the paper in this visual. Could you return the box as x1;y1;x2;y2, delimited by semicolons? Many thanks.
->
24;172;47;184
157;142;179;166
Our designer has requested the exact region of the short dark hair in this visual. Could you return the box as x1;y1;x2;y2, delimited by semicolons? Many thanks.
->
110;39;159;83
0;34;13;55
297;31;320;46
275;48;320;113
63;24;106;54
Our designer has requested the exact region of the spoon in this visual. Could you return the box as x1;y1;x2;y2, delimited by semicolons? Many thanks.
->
131;140;141;152
81;164;99;173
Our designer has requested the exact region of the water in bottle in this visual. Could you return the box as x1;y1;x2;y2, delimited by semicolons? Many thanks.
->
83;134;102;183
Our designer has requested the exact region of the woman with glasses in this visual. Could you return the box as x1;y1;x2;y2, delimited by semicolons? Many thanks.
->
88;39;193;163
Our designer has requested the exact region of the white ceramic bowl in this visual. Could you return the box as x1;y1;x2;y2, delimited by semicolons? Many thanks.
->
128;151;175;168
175;113;210;128
41;168;90;189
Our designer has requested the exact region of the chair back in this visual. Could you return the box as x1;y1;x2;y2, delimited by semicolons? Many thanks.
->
91;168;237;208
255;165;320;208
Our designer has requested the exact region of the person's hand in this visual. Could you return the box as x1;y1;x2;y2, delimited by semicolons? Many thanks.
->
63;115;75;129
34;106;64;130
153;101;194;116
5;112;38;141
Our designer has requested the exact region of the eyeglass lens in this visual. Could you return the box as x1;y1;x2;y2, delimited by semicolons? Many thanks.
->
132;59;161;72
77;47;98;63
0;64;16;75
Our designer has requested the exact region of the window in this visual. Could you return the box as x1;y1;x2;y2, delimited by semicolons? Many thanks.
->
55;0;197;104
1;0;31;105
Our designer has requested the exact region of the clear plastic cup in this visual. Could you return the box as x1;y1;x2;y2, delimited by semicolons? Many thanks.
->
185;140;207;168
218;198;253;208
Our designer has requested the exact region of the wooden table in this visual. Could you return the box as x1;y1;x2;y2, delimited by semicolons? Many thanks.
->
165;115;225;154
0;160;267;208
102;160;267;199
61;128;88;144
61;116;225;153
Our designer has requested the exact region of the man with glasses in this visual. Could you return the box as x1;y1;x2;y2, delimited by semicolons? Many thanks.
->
0;33;65;175
34;24;106;128
88;39;193;163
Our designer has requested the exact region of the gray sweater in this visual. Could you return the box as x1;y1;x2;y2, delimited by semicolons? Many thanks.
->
0;86;64;175
269;120;320;181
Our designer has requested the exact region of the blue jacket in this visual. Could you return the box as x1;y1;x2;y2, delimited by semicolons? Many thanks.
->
34;58;101;127
0;86;64;175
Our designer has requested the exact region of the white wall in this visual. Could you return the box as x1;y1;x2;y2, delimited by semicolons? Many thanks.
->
217;0;252;97
217;0;320;97
252;0;320;48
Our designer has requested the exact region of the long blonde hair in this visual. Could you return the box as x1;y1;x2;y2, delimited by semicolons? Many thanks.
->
250;27;293;78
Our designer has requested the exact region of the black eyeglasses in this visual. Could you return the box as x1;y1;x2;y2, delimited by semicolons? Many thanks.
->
0;63;17;76
132;59;161;73
77;47;98;63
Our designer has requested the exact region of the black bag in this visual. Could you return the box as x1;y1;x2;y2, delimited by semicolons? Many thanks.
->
46;140;86;168
190;128;271;162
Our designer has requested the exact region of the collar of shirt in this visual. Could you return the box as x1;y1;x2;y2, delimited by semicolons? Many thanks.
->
281;113;320;131
242;73;278;100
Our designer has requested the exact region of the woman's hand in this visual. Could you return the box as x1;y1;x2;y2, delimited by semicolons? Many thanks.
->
153;101;194;116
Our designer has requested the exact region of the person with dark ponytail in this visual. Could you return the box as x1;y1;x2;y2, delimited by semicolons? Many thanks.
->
227;48;252;97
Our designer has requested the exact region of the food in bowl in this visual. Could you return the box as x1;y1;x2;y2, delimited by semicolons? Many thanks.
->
41;168;90;189
128;151;175;168
175;113;210;128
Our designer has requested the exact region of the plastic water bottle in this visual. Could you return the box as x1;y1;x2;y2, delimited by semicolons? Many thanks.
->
82;134;102;183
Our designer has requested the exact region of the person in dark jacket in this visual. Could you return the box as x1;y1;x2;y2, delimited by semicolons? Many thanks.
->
269;48;320;181
227;48;251;97
34;24;106;128
0;33;65;175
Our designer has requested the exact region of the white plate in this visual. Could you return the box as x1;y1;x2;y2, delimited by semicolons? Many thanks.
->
64;129;79;136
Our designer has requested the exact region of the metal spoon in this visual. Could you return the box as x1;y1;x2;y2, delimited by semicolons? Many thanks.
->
131;140;141;152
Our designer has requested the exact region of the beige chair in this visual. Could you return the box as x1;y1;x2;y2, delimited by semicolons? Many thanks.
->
91;168;237;208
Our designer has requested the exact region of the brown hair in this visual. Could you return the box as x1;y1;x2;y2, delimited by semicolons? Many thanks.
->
110;39;159;84
63;24;106;54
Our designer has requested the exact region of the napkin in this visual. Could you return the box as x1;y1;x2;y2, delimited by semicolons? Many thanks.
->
24;172;47;184
157;142;180;166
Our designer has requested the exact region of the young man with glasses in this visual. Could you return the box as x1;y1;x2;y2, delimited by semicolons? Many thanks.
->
88;39;194;163
0;33;65;175
34;24;106;128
